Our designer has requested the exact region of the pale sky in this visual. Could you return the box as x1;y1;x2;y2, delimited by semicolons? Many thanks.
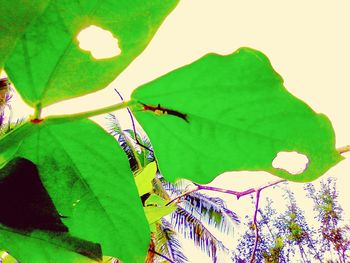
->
2;0;350;262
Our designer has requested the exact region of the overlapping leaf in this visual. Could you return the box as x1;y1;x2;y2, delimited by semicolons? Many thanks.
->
0;118;149;262
131;48;343;183
3;0;178;107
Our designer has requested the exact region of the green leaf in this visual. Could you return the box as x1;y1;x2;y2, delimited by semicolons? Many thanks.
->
135;161;157;196
0;118;149;263
0;0;50;68
131;47;343;183
4;0;179;107
0;229;100;263
144;206;177;225
149;222;157;233
145;194;167;207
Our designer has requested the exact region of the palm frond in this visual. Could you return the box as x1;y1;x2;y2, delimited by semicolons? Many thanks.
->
105;114;139;171
155;218;188;263
124;129;154;165
152;177;172;201
0;116;26;137
180;192;240;235
161;178;240;235
105;113;123;136
171;206;229;262
161;178;194;196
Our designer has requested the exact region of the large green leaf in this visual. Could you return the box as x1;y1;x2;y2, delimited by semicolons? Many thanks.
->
0;228;99;263
0;118;149;262
0;0;50;68
4;0;178;107
131;48;343;183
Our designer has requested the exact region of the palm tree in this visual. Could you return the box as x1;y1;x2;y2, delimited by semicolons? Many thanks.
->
107;113;240;262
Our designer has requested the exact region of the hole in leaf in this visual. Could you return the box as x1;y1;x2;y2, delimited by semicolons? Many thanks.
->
272;151;309;175
76;25;121;59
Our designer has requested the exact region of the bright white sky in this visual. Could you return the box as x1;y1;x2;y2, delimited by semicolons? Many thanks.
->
3;0;350;262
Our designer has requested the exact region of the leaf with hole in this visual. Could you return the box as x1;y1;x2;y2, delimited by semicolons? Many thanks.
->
4;0;179;107
0;118;149;262
131;47;343;183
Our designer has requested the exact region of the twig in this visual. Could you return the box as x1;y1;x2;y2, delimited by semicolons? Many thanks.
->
250;189;261;263
165;187;199;206
194;179;286;200
114;88;153;153
166;180;286;206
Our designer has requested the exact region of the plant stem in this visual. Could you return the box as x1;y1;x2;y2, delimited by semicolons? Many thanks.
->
112;89;143;170
114;88;153;153
47;100;135;120
33;103;42;119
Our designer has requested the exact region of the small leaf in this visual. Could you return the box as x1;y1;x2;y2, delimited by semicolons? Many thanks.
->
131;47;343;183
144;206;177;225
149;222;157;233
135;161;157;196
0;118;149;262
145;194;167;207
4;0;179;107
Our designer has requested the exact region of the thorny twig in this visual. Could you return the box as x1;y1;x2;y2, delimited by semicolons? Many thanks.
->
166;179;286;206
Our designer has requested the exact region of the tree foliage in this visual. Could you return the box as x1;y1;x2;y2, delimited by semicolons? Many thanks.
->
234;178;350;263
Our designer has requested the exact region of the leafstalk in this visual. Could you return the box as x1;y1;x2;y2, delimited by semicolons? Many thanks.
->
33;103;42;119
47;100;135;120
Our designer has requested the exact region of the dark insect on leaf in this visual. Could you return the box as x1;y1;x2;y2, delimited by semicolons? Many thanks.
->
0;157;68;232
141;103;189;123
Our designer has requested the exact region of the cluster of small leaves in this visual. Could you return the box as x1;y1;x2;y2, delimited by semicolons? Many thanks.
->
234;198;281;263
305;178;350;262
